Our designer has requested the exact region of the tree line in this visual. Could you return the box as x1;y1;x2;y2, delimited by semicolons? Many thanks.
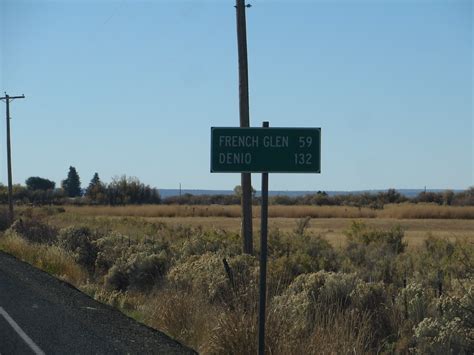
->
163;187;474;207
7;166;160;205
4;166;473;207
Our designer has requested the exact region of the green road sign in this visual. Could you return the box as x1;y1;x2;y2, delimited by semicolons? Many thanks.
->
211;127;321;173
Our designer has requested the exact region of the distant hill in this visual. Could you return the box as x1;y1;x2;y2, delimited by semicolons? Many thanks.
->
158;188;464;199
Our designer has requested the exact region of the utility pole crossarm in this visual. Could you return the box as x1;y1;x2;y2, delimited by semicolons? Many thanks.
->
1;93;25;100
0;95;25;101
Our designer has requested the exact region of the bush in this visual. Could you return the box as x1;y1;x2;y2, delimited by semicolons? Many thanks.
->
93;231;162;274
57;226;98;273
452;187;474;206
7;218;58;244
413;237;474;292
266;231;340;298
106;175;160;205
293;216;311;237
145;288;217;351
396;282;431;324
351;281;395;347
272;272;358;335
0;234;86;286
0;207;10;231
346;221;406;254
104;251;169;292
126;252;169;291
343;221;406;283
414;288;474;354
168;252;257;305
20;206;65;220
104;263;129;291
178;229;241;259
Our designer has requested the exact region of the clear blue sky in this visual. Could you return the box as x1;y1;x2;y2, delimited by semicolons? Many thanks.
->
0;0;472;191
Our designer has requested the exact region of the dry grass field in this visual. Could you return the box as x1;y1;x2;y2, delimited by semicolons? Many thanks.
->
3;204;472;353
147;217;474;248
58;204;474;248
63;203;474;219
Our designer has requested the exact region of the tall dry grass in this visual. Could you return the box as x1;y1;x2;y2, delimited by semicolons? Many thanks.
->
65;205;242;218
201;302;373;355
271;307;373;355
144;288;218;351
379;203;474;219
63;204;474;219
0;234;87;286
269;205;376;218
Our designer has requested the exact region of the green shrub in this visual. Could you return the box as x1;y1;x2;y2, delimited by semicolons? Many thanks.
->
351;281;395;347
104;263;129;291
144;288;215;351
0;207;10;231
346;221;406;254
168;252;257;305
414;288;474;354
299;235;340;271
272;271;360;337
125;252;168;292
272;271;398;349
57;226;98;273
413;237;473;292
268;255;315;296
94;232;171;278
177;229;241;259
94;233;128;276
104;252;169;292
343;221;406;283
267;231;340;296
7;218;58;244
396;282;431;324
293;216;311;237
21;206;65;219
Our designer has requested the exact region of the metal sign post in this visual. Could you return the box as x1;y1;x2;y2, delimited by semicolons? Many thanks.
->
258;121;269;355
210;123;321;354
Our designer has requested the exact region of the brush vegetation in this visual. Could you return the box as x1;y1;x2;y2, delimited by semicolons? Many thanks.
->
0;207;472;354
61;203;474;219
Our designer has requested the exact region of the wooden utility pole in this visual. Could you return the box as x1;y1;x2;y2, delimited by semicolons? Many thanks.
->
235;0;253;254
0;93;25;224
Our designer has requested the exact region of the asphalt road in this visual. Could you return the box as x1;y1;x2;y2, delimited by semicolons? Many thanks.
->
0;251;196;354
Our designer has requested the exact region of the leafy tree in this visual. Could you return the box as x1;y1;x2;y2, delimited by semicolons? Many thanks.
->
61;166;82;197
89;173;101;187
106;175;160;205
452;187;474;206
25;176;56;191
442;190;454;206
233;185;256;198
377;188;404;205
415;191;443;205
311;191;332;206
85;172;106;203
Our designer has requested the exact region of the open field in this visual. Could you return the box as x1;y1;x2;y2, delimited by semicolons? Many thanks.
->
2;205;473;353
148;217;474;248
51;205;474;248
62;203;474;219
